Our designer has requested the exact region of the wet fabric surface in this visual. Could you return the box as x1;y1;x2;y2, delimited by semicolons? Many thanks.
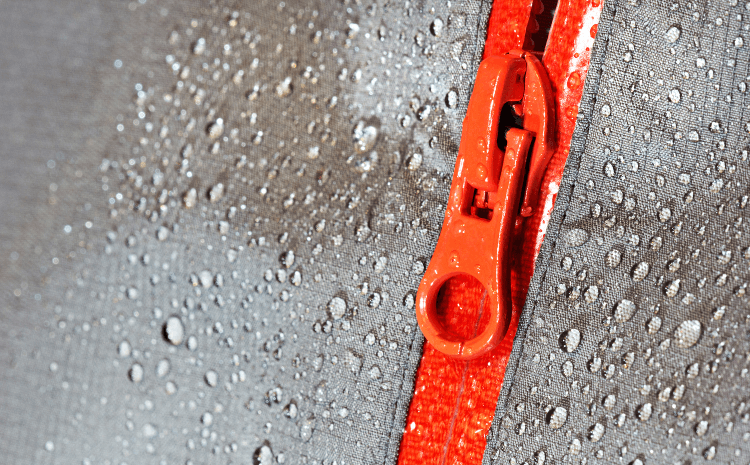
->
0;0;492;463
484;0;750;463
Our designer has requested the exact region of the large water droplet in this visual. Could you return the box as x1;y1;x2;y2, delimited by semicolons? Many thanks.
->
674;320;701;348
547;407;568;429
614;299;637;323
328;297;347;320
163;316;185;345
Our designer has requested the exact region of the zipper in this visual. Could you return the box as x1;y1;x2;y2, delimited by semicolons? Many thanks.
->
399;0;603;463
416;50;555;360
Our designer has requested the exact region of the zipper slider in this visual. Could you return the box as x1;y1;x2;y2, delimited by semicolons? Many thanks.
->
416;50;555;360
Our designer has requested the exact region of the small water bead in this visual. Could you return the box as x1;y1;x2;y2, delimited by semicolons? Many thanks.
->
614;299;637;323
631;262;650;282
622;352;635;369
156;359;170;378
547;407;568;429
664;279;681;298
658;387;672;402
275;77;293;97
118;340;132;358
600;104;611;117
205;369;219;387
669;88;681;103
445;89;458;109
606;249;622;267
665;25;681;43
673;384;686;401
192;37;206;55
129;363;144;383
566;229;589;247
713;306;726;320
584;286;599;303
352;120;378;153
589;423;605;442
562;360;574;377
183;188;197;208
603;394;616;410
646;316;662;334
560;329;581;353
674;320;702;348
430;17;444;37
407;153;423;171
209;183;225;203
637;403;652;421
207;118;224;139
695;420;709;436
589;356;602;372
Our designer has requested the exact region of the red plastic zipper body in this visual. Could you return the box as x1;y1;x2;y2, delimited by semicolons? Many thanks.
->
398;0;603;464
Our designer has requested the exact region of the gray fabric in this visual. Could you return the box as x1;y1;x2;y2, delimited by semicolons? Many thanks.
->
0;0;494;463
485;0;750;463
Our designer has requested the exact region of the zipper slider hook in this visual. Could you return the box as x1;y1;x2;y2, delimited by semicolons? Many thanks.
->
416;50;555;359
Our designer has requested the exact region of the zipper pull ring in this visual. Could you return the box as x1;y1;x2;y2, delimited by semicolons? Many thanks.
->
416;51;555;360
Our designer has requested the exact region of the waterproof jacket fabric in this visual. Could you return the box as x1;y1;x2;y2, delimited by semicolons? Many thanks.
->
0;1;492;464
1;1;750;465
485;1;750;463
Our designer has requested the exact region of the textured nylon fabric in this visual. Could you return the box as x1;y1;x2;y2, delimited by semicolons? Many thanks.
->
484;0;750;463
0;0;493;463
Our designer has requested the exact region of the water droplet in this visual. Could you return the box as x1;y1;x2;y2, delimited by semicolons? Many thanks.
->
407;153;423;171
565;229;589;247
664;279;681;297
557;360;572;377
129;363;144;383
192;37;206;55
547;406;568;429
589;423;605;442
614;299;637;323
600;104;611;117
606;249;622;267
669;88;681;103
183;188;198;208
352;120;378;153
695;420;709;436
156;358;170;378
603;394;616;410
205;369;219;387
665;25;681;43
445;89;459;109
209;183;225;203
637;403;653;421
430;17;444;37
646;316;662;334
207;118;224;139
674;320;701;348
275;77;293;97
560;329;581;353
254;443;274;465
163;316;185;345
328;297;347;320
118;340;132;358
631;262;650;282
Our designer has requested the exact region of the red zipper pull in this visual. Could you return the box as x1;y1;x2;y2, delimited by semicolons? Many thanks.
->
416;50;554;360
